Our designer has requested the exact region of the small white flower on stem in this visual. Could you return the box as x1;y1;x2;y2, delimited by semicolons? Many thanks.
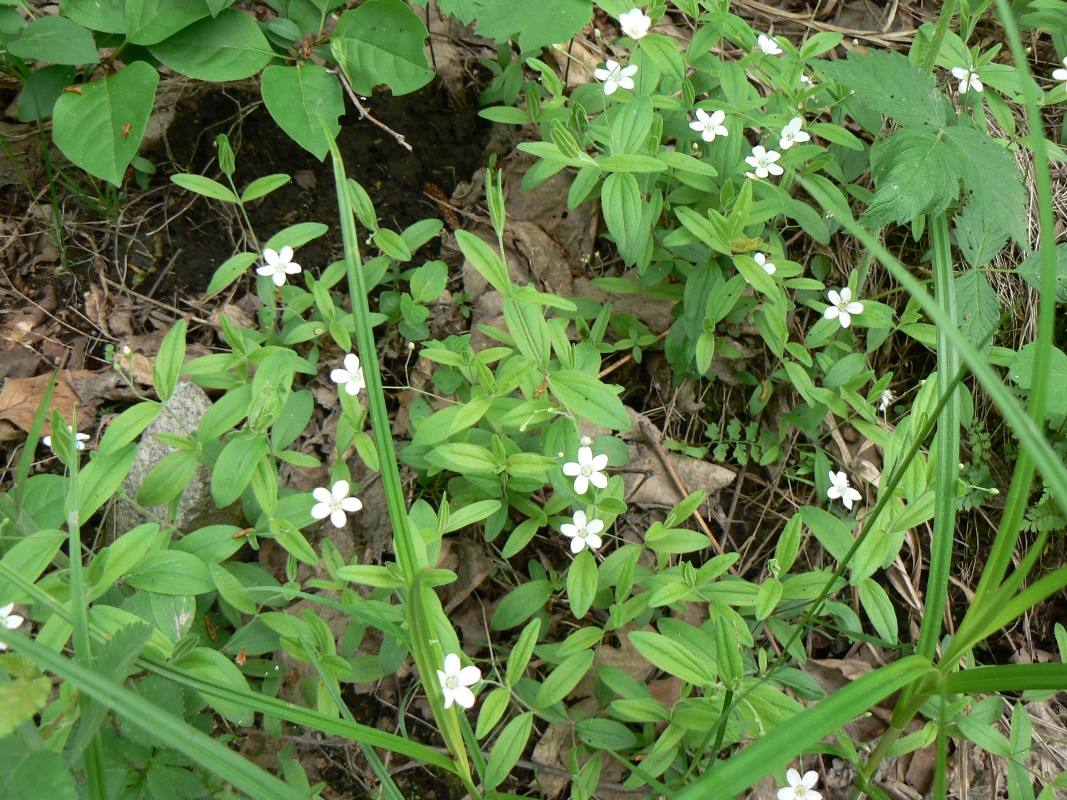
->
823;286;864;329
41;425;89;452
257;246;302;287
560;509;605;554
757;34;782;56
800;73;815;88
618;8;652;40
689;108;728;142
311;480;362;528
779;117;810;150
437;653;481;709
754;252;776;275
562;446;609;495
778;768;822;800
951;66;983;94
745;145;784;179
1054;58;1067;83
827;471;862;511
878;388;895;412
579;435;594;448
331;353;365;397
594;60;638;95
0;603;24;651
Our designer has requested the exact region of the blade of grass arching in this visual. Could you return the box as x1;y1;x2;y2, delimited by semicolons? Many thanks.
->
12;372;57;510
915;213;960;665
942;662;1067;693
0;562;461;774
0;630;306;800
672;656;934;800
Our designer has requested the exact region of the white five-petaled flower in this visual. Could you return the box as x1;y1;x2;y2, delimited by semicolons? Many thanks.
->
330;353;366;397
559;509;605;554
0;603;24;651
1054;58;1067;83
823;286;864;329
618;8;652;40
757;34;782;56
827;471;862;512
256;246;302;287
745;145;784;179
437;653;481;709
311;480;363;528
778;768;822;800
951;66;983;94
779;117;810;150
41;425;90;452
754;252;776;275
562;446;609;495
878;388;895;412
689;108;728;142
594;60;638;96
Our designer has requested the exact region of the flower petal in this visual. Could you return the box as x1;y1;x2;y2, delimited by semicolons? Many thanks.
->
585;533;602;550
279;246;294;263
341;497;362;513
563;462;581;477
458;665;481;686
590;453;609;472
570;537;585;554
330;508;347;528
589;471;609;489
332;480;350;500
311;502;332;520
443;653;461;675
312;487;332;503
453;686;476;709
272;272;286;287
573;475;589;495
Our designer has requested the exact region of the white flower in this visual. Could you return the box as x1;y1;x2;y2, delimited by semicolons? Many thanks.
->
689;108;728;142
951;66;983;94
579;435;594;448
256;246;302;287
562;446;609;495
41;425;89;452
757;34;782;56
0;603;24;651
800;73;815;88
779;117;810;150
330;353;365;397
559;509;605;554
823;286;864;329
437;653;481;709
311;480;363;528
618;8;652;40
1054;58;1067;83
878;388;895;412
827;471;862;511
754;252;776;275
778;768;822;800
745;145;784;179
594;59;638;96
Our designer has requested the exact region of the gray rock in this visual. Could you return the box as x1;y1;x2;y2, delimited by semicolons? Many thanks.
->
112;382;244;538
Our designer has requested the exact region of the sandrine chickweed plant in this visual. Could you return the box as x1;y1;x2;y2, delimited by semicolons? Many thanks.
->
2;2;1067;800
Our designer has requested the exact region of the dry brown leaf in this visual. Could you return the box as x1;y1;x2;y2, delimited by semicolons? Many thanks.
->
0;371;94;439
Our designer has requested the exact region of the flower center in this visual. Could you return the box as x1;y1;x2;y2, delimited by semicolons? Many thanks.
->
444;675;460;691
608;65;621;81
581;465;594;477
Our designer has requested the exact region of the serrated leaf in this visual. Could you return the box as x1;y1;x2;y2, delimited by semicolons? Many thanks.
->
52;62;159;186
954;195;1009;268
0;676;51;736
472;0;593;52
0;749;76;800
1015;243;1067;303
863;129;955;228
333;0;433;96
261;64;343;161
817;49;948;128
941;126;1027;248
954;269;1000;351
1009;343;1067;420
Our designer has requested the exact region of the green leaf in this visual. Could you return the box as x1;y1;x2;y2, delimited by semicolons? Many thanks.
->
817;49;948;128
1008;703;1035;800
137;448;199;506
954;195;1010;268
506;618;541;685
210;562;257;614
17;65;76;122
206;252;258;294
8;16;99;64
601;172;645;265
63;0;127;34
1015;243;1067;303
52;62;159;186
170;173;240;203
153;318;187;402
0;749;75;800
549;369;631;431
484;712;533;790
858;578;898;644
475;686;510;738
1009;343;1067;420
261;64;343;161
125;551;214;595
941;126;1027;248
442;499;500;533
242;174;291;203
472;0;592;51
126;0;210;45
454;229;512;296
492;580;552;630
98;401;161;455
954;269;1000;351
78;443;138;521
535;649;594;708
609;96;654;156
149;9;273;81
263;222;328;252
863;129;955;228
211;434;270;506
332;0;433;96
424;443;497;475
808;122;865;151
577;717;637;750
567;549;597;619
629;631;716;686
0;529;65;604
372;228;413;261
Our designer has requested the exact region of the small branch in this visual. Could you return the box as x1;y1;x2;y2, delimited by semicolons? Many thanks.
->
332;67;413;154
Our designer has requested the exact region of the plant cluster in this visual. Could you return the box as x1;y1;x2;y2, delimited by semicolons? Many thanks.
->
2;1;1067;800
